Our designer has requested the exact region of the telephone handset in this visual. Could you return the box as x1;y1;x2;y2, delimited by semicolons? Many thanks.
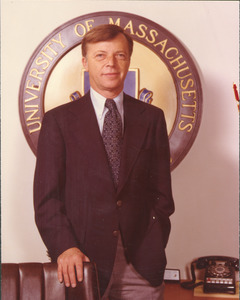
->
181;256;239;294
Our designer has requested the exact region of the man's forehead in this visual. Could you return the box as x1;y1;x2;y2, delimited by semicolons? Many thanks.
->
86;39;129;53
87;34;128;47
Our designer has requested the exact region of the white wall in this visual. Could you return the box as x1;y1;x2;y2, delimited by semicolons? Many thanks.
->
2;1;239;279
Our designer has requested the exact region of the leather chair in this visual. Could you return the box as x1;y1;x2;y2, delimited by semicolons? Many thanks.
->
1;262;101;300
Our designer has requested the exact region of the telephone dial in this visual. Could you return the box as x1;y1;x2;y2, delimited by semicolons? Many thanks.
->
181;256;239;294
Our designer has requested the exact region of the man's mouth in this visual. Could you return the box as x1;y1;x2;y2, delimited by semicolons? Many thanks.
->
103;72;119;78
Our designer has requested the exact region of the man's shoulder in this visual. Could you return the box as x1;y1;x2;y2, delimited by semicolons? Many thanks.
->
44;92;90;117
124;93;164;114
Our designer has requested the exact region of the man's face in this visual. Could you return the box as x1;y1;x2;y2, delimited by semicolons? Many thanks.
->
82;33;131;98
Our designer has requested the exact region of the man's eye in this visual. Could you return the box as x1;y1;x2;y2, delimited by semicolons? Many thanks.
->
117;53;127;60
95;53;105;60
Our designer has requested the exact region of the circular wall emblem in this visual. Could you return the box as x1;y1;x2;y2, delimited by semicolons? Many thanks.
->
19;11;202;171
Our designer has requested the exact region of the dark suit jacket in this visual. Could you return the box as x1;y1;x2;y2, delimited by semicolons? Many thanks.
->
34;92;174;295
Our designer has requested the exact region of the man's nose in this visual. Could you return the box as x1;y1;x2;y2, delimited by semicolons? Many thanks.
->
106;54;116;66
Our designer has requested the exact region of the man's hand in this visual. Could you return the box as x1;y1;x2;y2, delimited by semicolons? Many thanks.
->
57;247;90;288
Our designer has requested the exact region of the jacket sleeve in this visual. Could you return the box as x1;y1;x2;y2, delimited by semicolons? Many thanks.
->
34;110;79;261
149;109;175;247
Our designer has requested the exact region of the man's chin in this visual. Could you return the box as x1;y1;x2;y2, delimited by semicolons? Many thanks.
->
102;83;123;92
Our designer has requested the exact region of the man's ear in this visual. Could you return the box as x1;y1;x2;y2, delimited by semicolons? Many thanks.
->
82;57;88;71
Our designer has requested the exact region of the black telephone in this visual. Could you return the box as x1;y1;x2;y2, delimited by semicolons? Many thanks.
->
181;256;239;294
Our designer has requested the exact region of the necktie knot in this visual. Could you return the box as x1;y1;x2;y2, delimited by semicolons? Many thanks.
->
105;98;117;111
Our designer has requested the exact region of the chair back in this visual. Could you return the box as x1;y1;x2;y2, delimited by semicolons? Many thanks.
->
1;262;101;300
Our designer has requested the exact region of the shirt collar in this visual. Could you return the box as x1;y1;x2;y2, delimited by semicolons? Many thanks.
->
90;88;124;120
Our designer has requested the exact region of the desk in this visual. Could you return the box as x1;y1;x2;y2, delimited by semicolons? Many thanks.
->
165;283;239;300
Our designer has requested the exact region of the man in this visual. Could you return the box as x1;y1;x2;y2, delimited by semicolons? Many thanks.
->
34;24;174;299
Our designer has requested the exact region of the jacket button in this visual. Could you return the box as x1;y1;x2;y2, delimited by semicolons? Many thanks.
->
116;200;122;207
113;230;119;237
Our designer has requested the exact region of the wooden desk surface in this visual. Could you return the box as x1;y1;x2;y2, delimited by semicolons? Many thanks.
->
165;282;239;300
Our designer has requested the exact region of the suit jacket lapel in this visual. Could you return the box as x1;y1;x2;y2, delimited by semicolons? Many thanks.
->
67;92;114;186
117;94;149;194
